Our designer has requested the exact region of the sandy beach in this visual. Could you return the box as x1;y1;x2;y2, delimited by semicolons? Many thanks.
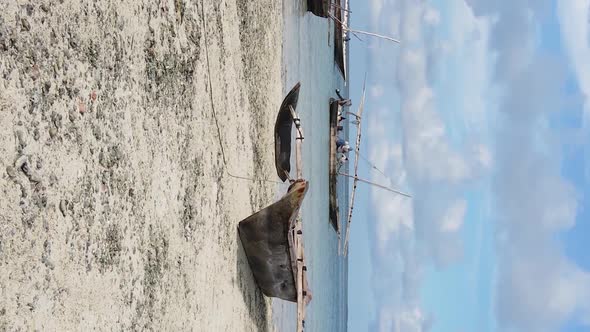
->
0;0;283;330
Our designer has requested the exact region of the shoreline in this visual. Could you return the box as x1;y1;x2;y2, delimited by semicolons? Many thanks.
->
1;0;349;330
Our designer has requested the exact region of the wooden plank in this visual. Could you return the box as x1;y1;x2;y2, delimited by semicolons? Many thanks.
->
296;219;304;332
289;105;306;332
289;106;304;180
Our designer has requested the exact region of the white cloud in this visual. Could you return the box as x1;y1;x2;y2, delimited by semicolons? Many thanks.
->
373;186;414;254
557;0;590;106
422;6;441;27
395;306;432;332
496;242;590;331
365;0;590;331
370;84;385;98
464;0;590;330
365;0;493;330
377;307;396;332
472;144;493;170
398;72;472;184
365;125;413;253
377;305;434;332
369;0;385;24
557;0;590;181
440;200;467;233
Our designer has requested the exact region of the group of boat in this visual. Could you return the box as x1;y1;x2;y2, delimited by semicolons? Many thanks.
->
237;82;310;331
236;1;406;331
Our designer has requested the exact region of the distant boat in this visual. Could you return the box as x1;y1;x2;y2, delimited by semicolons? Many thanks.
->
333;0;346;78
329;99;341;233
340;77;411;256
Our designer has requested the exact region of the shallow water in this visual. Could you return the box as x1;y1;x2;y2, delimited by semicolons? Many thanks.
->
272;2;350;331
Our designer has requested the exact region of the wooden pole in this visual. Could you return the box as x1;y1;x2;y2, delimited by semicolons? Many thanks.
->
344;28;400;43
337;108;342;254
338;173;412;197
329;13;363;42
345;111;361;119
289;105;306;332
329;13;401;44
330;2;352;13
295;220;304;332
289;106;304;180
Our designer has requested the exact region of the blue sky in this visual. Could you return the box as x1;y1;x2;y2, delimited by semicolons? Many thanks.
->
347;0;590;331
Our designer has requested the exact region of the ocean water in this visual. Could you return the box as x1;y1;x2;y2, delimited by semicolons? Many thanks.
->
271;2;350;331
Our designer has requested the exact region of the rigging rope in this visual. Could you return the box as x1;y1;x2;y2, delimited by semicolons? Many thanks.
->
200;0;282;185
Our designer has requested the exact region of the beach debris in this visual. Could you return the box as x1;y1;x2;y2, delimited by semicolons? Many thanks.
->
78;100;86;114
274;82;300;182
59;199;68;217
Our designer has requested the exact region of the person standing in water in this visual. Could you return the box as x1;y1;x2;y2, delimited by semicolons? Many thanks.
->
338;154;348;164
336;137;348;149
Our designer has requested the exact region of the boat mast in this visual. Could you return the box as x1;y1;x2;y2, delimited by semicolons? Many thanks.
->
289;105;308;332
329;12;400;44
341;79;411;256
343;76;366;256
344;28;400;43
338;173;411;197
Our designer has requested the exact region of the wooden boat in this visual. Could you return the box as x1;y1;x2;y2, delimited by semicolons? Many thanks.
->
329;99;340;232
333;0;346;78
307;0;330;18
238;180;308;302
341;77;411;255
274;83;301;182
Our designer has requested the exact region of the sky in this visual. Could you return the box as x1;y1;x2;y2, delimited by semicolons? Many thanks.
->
347;0;590;331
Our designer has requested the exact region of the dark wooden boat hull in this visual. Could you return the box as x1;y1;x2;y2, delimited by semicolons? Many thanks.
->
274;83;301;182
238;181;308;302
329;99;340;232
307;0;330;18
333;0;346;78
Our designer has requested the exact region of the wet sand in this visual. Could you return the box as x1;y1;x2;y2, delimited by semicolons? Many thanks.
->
0;1;283;330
